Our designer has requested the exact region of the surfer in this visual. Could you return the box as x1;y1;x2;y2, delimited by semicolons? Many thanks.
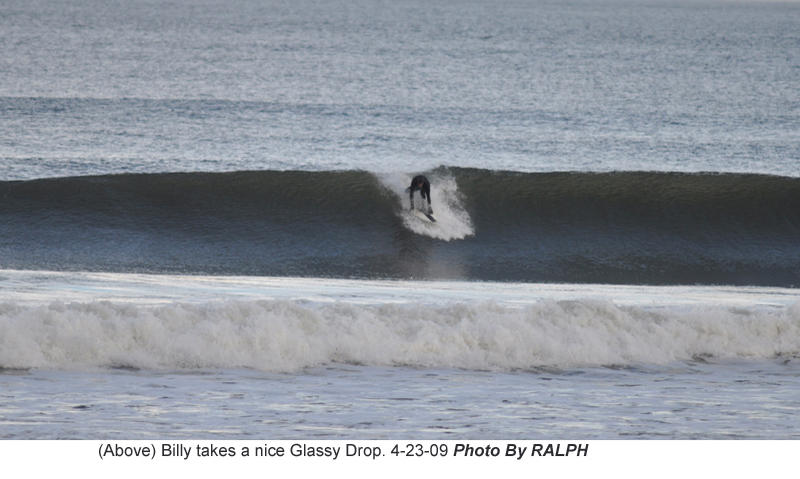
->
408;175;433;214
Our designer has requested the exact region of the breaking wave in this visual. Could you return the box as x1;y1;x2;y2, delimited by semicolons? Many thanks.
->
2;168;800;285
2;298;799;372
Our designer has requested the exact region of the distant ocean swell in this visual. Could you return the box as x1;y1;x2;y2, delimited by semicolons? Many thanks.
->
2;168;800;286
1;298;799;372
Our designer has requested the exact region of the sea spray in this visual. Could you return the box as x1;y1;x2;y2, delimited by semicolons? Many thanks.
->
376;171;475;241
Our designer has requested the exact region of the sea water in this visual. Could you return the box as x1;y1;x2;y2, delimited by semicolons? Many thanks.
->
2;271;800;439
2;0;800;440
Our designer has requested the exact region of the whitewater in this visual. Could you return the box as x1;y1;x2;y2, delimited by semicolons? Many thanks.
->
2;0;800;440
3;269;800;439
3;270;798;372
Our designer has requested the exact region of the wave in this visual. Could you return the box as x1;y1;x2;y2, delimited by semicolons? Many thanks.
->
2;168;800;286
1;298;799;372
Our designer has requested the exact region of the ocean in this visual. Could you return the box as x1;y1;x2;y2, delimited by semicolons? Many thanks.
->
2;0;800;441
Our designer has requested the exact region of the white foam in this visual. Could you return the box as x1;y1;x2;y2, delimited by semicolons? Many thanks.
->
3;270;799;372
376;172;474;241
2;295;799;372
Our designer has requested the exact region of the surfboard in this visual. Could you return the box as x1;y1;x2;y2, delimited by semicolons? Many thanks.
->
412;208;437;223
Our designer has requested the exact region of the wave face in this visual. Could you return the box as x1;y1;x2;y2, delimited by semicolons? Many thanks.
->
2;168;800;286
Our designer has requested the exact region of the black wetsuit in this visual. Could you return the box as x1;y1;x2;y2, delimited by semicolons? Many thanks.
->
409;175;431;211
